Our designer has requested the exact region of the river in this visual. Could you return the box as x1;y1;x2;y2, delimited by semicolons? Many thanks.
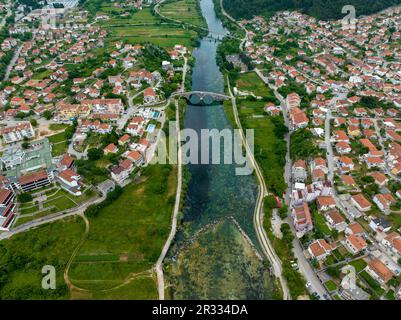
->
165;0;277;299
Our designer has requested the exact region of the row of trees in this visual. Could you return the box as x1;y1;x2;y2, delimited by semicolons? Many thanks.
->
222;0;401;21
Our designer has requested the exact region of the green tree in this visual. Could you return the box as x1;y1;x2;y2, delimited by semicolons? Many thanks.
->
43;110;53;120
264;195;277;209
87;148;103;161
17;193;33;203
29;118;38;127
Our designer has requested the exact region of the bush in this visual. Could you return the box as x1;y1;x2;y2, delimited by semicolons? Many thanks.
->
264;195;277;210
278;204;288;219
17;193;33;203
87;148;104;161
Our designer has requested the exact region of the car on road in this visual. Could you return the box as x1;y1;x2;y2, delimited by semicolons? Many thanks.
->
311;292;321;300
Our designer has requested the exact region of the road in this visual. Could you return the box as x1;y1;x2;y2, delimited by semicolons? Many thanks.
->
226;75;291;300
117;88;145;130
155;99;182;300
4;28;39;81
4;44;23;81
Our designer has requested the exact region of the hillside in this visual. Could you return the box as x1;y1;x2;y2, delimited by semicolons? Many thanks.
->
222;0;401;20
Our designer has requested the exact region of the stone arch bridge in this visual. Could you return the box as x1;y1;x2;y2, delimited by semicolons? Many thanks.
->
171;91;231;105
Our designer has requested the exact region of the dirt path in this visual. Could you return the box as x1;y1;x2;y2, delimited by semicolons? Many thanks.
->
64;213;90;293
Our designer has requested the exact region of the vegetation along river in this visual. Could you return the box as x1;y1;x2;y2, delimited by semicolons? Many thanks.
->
165;0;278;299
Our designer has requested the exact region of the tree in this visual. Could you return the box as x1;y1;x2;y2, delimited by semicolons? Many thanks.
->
43;110;53;120
29;118;38;127
17;193;33;203
278;204;288;219
21;142;29;149
87;148;103;161
264;195;277;210
326;265;341;278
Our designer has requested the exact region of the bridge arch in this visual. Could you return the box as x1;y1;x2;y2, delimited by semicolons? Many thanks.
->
171;91;231;106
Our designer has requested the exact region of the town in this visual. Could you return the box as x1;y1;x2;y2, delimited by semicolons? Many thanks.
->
1;0;401;302
0;1;189;232
236;6;401;300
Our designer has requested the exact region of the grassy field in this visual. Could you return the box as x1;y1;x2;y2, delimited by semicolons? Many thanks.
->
160;0;206;27
49;124;69;131
324;280;337;292
68;164;177;298
236;72;271;97
101;7;159;25
0;217;85;299
48;131;68;156
349;258;367;272
238;99;287;195
108;25;197;49
359;270;385;297
98;8;198;49
71;275;158;300
313;210;332;236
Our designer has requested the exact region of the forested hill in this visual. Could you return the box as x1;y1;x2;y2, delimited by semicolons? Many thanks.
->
222;0;401;20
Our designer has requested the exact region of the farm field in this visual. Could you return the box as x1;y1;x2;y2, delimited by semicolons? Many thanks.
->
160;0;206;27
102;7;160;25
95;7;198;49
107;25;197;49
236;72;271;97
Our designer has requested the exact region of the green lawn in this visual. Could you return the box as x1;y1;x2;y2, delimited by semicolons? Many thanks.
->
43;196;76;212
51;141;69;157
359;270;385;297
313;211;332;236
68;164;177;297
0;217;85;299
349;258;367;272
19;205;39;215
236;72;271;97
160;0;206;27
324;280;337;291
49;124;69;131
239;99;287;195
48;131;67;144
33;69;52;80
48;131;69;156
